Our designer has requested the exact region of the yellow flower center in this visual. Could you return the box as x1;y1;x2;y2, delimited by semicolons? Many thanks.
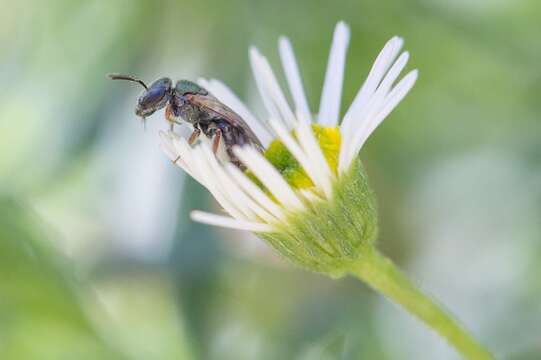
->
262;124;341;190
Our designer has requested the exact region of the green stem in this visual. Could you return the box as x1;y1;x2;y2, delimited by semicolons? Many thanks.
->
349;250;494;360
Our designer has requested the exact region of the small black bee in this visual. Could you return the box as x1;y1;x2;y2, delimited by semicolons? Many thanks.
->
109;74;263;168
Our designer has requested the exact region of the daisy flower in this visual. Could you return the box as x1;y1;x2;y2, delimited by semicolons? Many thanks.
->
159;22;494;359
160;21;416;274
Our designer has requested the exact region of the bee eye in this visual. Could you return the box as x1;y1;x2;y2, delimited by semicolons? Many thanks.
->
138;77;172;109
139;86;167;107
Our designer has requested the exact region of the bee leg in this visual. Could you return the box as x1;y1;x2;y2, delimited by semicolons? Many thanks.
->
188;128;201;145
212;129;222;154
172;155;180;164
165;104;177;131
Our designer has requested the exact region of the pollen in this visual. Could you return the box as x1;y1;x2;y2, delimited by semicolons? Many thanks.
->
263;124;341;190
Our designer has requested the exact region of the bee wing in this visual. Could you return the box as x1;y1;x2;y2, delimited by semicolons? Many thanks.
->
186;94;264;149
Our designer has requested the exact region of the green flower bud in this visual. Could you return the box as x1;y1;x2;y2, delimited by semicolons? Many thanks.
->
260;157;377;277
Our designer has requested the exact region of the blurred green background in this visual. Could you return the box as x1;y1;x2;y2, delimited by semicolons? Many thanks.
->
1;0;540;359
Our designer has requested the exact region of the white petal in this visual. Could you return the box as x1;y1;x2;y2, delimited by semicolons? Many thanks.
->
159;131;179;160
371;52;410;97
233;146;305;211
318;21;350;126
191;146;247;220
169;134;193;166
343;52;411;167
159;131;202;184
224;163;286;221
357;70;418;151
338;38;407;173
197;77;273;147
295;114;334;191
201;145;278;223
340;36;404;159
250;47;297;129
160;142;186;169
169;134;204;183
250;50;281;125
298;188;323;203
278;37;311;118
344;70;418;167
200;145;259;220
269;119;332;199
191;211;274;233
342;36;404;129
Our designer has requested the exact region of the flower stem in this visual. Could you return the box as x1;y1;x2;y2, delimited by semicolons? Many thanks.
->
349;250;494;360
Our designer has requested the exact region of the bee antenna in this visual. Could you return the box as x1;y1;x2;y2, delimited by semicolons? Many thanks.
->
108;73;148;90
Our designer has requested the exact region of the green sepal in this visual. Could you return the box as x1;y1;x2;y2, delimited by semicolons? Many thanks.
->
259;157;378;278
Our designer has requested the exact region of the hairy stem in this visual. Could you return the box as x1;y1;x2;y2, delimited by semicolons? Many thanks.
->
349;251;494;360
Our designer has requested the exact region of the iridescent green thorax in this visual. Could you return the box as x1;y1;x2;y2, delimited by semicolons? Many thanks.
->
264;124;341;189
175;80;208;95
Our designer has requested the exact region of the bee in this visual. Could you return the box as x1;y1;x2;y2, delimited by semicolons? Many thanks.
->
109;74;263;168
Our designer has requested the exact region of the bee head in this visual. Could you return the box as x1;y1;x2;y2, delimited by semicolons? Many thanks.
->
109;74;173;118
135;77;173;117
